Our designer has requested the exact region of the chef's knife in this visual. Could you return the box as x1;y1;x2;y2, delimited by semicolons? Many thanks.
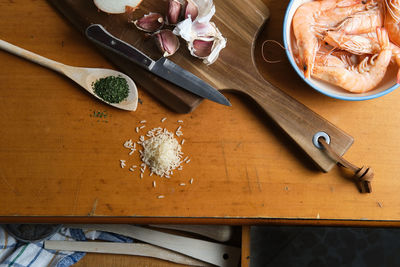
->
85;24;231;106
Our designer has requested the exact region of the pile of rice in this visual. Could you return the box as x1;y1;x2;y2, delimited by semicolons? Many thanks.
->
138;127;183;177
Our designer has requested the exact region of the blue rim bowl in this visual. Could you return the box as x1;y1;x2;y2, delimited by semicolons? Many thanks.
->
283;0;399;101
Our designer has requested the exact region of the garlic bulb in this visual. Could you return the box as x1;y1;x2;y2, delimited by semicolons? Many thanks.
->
173;0;226;65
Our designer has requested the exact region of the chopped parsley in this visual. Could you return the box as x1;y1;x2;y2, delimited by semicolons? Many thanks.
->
92;76;129;104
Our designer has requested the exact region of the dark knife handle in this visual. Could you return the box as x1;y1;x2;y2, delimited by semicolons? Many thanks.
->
85;24;153;69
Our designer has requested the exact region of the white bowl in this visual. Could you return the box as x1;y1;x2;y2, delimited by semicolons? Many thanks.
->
283;0;399;101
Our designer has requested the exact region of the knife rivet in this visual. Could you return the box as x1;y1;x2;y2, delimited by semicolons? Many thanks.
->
313;131;330;149
111;40;116;46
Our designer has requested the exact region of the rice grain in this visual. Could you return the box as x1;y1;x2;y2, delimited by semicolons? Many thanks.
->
120;160;126;168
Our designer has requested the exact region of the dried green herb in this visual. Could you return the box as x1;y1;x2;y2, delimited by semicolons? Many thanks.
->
92;76;129;104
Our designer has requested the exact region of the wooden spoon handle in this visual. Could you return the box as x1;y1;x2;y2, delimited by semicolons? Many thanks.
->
241;80;354;172
0;39;66;73
149;225;233;242
45;241;211;266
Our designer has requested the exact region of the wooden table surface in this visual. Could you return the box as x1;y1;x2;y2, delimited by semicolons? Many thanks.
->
1;0;400;226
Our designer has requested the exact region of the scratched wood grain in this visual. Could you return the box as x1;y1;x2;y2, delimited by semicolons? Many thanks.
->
1;0;400;224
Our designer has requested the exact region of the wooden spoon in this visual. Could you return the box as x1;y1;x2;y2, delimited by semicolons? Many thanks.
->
45;241;211;267
0;39;138;111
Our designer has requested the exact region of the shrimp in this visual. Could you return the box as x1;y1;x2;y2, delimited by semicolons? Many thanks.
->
323;31;381;54
315;1;367;30
384;0;400;46
330;6;384;34
292;0;362;79
324;31;400;82
315;48;355;68
312;27;392;93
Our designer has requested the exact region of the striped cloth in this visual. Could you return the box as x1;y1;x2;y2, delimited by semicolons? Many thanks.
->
0;226;133;267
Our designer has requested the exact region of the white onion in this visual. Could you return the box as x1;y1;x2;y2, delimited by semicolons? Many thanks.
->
93;0;142;14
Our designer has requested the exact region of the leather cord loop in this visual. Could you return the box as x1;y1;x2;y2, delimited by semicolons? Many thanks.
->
318;137;373;193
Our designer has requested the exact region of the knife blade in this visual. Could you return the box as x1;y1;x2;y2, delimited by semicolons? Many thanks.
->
85;24;231;106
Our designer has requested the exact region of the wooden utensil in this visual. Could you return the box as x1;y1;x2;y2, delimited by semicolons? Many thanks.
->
149;224;233;242
44;241;211;267
0;39;138;111
65;224;241;267
48;0;354;171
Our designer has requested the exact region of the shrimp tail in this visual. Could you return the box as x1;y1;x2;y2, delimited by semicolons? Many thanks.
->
376;27;390;50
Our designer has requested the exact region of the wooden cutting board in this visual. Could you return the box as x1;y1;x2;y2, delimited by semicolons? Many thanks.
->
49;0;353;172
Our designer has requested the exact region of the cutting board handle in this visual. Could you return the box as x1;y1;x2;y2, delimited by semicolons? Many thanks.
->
239;79;354;172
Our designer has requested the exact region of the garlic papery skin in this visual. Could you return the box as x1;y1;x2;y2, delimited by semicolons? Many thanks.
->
190;0;215;23
167;0;184;25
154;29;180;57
133;13;164;32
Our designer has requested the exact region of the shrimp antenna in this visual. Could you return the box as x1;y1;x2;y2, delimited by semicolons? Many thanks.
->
321;46;337;65
261;39;287;64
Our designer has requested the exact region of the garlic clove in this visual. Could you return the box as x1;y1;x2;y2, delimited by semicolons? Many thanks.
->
184;0;199;20
167;0;184;25
154;29;180;57
133;13;164;32
192;39;213;57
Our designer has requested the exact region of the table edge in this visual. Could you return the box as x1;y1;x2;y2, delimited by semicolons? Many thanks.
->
1;217;400;227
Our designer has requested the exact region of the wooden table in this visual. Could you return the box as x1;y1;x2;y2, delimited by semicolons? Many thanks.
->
1;0;400;227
